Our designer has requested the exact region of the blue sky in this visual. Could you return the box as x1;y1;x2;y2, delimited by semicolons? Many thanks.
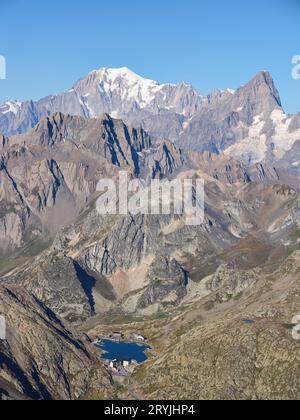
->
0;0;299;113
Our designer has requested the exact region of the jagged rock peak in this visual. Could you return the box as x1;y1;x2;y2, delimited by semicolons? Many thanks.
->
240;70;282;109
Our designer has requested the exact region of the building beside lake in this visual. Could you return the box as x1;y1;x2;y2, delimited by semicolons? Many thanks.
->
109;358;137;370
132;333;147;342
109;332;124;340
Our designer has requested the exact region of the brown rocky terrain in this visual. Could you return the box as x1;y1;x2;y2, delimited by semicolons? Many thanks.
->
90;252;300;401
0;110;300;400
0;285;113;400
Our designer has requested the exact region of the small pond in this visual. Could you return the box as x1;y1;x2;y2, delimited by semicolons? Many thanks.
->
96;339;150;364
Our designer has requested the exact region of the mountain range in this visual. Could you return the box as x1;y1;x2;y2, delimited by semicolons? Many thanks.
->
0;67;299;400
1;68;300;166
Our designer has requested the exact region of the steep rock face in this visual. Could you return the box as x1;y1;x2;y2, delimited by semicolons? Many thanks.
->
0;285;112;400
82;214;150;277
1;246;117;323
0;113;181;254
177;72;284;155
0;149;78;255
137;256;188;310
0;135;8;148
4;256;95;323
0;213;23;250
188;152;281;185
149;141;184;178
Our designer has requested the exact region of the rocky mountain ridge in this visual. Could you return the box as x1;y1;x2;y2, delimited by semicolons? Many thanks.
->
1;68;299;166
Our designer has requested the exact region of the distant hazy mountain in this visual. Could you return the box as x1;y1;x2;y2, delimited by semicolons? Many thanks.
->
0;67;202;140
1;67;299;166
175;71;300;166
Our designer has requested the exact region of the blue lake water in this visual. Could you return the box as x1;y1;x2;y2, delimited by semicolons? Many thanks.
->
96;339;150;363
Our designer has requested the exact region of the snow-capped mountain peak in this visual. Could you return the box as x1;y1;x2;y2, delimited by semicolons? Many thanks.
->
95;66;166;104
67;66;204;122
73;66;174;108
1;67;299;168
0;67;204;138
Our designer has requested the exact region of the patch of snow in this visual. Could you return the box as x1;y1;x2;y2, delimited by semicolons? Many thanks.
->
75;92;85;109
225;134;267;164
224;110;300;163
110;110;121;119
224;114;267;163
182;117;193;130
269;215;293;233
270;109;300;159
75;92;96;118
93;67;166;107
1;100;22;115
83;98;96;118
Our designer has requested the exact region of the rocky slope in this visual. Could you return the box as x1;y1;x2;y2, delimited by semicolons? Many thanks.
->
0;109;290;259
0;285;113;400
2;169;300;324
125;251;300;400
0;112;186;258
